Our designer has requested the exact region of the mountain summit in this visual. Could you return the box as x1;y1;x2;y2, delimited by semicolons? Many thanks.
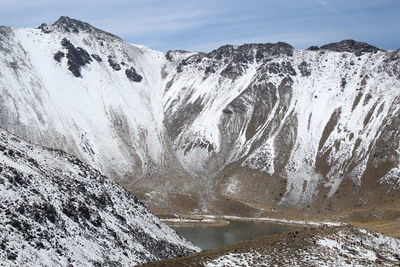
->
38;16;119;39
307;39;382;55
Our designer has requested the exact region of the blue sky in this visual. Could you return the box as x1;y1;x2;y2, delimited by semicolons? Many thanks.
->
0;0;399;52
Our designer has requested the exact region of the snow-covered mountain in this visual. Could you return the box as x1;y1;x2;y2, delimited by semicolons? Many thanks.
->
0;16;399;215
164;41;400;214
0;128;198;266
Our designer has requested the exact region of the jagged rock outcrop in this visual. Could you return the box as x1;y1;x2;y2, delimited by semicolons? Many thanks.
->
307;39;381;56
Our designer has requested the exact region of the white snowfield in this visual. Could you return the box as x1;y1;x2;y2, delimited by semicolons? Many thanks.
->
0;16;399;210
0;129;199;267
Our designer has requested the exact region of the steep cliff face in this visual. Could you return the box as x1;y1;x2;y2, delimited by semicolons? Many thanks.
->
0;17;399;215
0;129;198;266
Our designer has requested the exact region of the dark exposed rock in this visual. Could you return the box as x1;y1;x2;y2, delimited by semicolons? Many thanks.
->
205;66;216;74
61;38;92;77
54;16;86;33
279;75;294;90
62;202;79;222
176;59;189;73
208;45;234;60
165;51;174;61
183;138;216;154
307;40;381;56
268;42;295;57
318;108;341;151
265;62;296;76
221;62;244;79
38;23;52;34
176;65;183;73
165;96;205;140
383;50;400;79
165;50;192;62
53;51;65;62
341;78;347;88
78;203;91;220
298;61;311;76
0;25;10;35
388;50;400;61
7;253;17;261
208;42;294;61
43;204;58;224
125;67;143;82
91;54;102;62
307;46;319;51
50;16;120;40
222;108;233;114
177;42;295;79
108;56;121;71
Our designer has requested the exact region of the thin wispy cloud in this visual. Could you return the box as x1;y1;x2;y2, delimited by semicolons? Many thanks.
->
96;10;207;36
315;0;360;25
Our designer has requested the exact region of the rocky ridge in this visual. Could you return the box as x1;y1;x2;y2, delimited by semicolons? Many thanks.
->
0;129;198;266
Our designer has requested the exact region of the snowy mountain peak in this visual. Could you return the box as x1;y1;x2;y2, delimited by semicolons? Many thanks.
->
38;16;119;40
208;42;294;60
307;39;382;55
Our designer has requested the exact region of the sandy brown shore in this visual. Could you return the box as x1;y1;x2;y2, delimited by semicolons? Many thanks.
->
161;218;230;227
158;214;342;228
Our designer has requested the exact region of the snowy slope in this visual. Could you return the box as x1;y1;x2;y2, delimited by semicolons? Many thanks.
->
0;17;399;214
0;128;199;266
0;17;167;184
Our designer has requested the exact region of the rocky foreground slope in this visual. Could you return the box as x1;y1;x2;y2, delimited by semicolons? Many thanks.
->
0;129;198;266
0;17;399;215
141;226;400;267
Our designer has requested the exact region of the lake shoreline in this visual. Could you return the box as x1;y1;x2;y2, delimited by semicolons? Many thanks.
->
161;218;230;227
168;220;299;250
160;214;342;227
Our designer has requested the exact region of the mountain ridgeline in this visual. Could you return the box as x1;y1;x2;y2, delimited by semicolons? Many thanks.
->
0;16;399;216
